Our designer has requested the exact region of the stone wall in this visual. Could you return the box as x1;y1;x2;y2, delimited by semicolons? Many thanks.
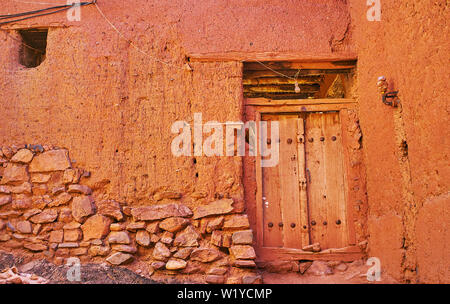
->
0;145;260;284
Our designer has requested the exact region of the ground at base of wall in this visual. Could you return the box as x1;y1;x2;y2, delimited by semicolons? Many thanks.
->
0;251;158;284
1;251;398;284
257;259;397;284
262;267;398;284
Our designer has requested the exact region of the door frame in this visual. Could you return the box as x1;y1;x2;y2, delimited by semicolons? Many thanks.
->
247;97;365;262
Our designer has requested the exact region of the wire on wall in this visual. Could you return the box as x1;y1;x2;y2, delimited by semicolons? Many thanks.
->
2;0;301;80
0;1;96;26
93;2;176;67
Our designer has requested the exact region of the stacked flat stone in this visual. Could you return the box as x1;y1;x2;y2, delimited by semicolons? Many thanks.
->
0;145;261;284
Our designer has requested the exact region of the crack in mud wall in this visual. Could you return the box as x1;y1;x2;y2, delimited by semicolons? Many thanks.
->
392;104;417;283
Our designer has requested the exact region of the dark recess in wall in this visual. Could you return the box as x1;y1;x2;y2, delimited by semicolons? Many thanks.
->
18;28;48;68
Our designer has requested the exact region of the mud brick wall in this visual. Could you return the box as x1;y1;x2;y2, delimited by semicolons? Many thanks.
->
348;1;450;283
1;0;448;284
0;146;261;284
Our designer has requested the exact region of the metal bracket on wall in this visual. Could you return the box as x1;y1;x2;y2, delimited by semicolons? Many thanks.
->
377;76;399;107
382;91;399;107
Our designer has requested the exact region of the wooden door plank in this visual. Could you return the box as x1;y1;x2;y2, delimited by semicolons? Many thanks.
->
296;117;310;247
339;109;357;245
261;114;283;247
322;113;348;248
278;115;303;248
255;112;264;247
305;113;328;248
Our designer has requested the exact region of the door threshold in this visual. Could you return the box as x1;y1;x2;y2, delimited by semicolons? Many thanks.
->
256;245;365;262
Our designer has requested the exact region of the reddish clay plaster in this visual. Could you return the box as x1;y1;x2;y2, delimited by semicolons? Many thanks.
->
0;0;448;283
348;0;449;283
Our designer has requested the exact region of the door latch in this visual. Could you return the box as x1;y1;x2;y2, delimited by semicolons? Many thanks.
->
263;197;269;209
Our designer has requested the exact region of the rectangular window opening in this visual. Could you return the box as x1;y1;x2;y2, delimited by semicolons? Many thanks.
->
18;28;48;68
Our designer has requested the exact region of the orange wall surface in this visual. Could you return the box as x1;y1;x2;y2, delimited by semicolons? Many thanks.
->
348;0;449;283
0;0;448;283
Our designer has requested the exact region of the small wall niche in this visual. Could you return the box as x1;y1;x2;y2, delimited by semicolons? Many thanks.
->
18;28;48;68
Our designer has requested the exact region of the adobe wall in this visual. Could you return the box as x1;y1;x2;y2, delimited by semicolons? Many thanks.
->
0;0;353;210
348;0;449;283
0;1;353;283
1;0;448;284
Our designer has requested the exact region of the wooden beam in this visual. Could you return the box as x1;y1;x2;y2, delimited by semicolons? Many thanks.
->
243;69;353;79
256;246;365;262
243;76;322;85
246;98;356;106
244;61;356;71
188;51;357;63
244;93;314;100
246;104;357;113
244;84;319;94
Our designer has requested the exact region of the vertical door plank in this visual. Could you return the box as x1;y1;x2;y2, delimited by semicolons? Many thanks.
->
279;115;302;248
278;115;303;248
322;112;348;248
255;112;264;247
339;109;357;245
296;117;310;247
261;114;283;247
305;113;328;248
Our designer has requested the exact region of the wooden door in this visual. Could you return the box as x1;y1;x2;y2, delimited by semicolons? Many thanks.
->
261;114;309;249
260;111;349;250
304;112;348;249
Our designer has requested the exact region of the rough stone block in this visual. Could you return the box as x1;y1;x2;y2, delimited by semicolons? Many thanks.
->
106;252;133;265
153;242;171;261
190;248;222;263
11;149;34;163
131;203;192;221
173;225;199;247
71;195;94;223
166;258;187;270
0;164;29;184
81;214;111;241
108;231;131;244
232;230;253;245
97;200;123;221
29;149;71;172
223;215;250;229
193;199;235;219
230;245;256;260
159;217;190;233
29;209;58;224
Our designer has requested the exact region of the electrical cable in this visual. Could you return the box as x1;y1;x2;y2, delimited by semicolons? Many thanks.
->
1;4;71;19
0;1;95;25
2;0;303;81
